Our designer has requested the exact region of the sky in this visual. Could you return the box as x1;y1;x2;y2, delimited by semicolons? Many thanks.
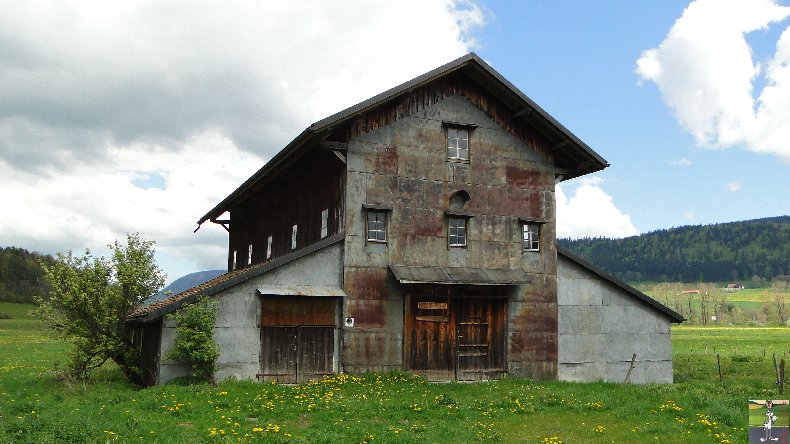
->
1;0;789;283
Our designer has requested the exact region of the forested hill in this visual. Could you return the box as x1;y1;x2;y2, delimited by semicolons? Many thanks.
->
558;216;790;283
0;247;55;303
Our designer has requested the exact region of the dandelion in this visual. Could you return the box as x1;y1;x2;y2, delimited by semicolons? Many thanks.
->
594;425;605;433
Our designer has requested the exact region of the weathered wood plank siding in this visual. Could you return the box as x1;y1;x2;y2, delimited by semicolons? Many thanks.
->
228;151;345;271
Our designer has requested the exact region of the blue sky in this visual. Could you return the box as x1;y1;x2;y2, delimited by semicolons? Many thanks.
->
478;1;790;234
1;0;788;282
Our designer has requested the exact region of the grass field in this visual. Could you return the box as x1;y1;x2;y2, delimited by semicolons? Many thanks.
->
3;302;789;443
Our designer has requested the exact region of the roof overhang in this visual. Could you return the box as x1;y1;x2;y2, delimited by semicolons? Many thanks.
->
390;265;530;286
257;285;346;297
196;53;608;229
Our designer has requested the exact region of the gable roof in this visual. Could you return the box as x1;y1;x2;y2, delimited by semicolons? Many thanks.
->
127;232;345;323
558;246;684;323
197;52;608;228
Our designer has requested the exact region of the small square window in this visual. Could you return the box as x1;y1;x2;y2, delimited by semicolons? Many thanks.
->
447;128;469;161
291;224;298;250
449;217;467;247
266;235;273;260
523;223;540;252
366;211;387;243
321;209;329;239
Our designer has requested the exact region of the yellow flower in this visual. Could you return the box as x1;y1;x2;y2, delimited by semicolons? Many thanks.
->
594;425;605;433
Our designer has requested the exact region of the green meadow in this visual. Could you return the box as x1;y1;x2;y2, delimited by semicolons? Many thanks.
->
3;301;788;443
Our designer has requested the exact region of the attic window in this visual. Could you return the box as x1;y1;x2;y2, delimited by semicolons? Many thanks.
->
291;225;298;250
447;127;469;161
266;235;273;260
247;244;253;266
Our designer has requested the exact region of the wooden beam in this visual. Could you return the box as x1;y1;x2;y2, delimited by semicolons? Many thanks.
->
319;141;348;151
333;150;347;164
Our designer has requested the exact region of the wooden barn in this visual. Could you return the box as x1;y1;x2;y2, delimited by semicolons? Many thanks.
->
127;53;683;386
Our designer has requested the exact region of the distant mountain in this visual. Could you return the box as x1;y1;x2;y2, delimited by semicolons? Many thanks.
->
558;216;790;283
147;269;225;304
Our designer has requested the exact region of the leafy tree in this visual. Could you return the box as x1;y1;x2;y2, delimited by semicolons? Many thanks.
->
35;234;165;381
165;297;220;383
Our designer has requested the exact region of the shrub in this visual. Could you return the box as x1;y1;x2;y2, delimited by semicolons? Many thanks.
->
165;297;219;383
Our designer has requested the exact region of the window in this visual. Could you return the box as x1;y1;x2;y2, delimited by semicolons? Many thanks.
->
232;250;238;270
321;208;329;239
523;223;540;252
449;217;467;247
266;235;273;260
247;244;253;265
366;211;387;243
447;127;469;161
291;224;298;250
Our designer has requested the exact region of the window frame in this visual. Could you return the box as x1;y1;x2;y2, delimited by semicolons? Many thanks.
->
522;223;540;252
366;210;388;244
448;217;467;248
443;121;477;163
446;127;470;161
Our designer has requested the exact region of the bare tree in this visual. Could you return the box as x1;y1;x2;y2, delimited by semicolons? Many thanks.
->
775;293;786;325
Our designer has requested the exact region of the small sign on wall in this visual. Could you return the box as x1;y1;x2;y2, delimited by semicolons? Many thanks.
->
344;317;354;327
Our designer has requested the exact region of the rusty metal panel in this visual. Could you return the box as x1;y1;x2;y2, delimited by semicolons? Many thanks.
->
257;285;346;298
390;265;529;285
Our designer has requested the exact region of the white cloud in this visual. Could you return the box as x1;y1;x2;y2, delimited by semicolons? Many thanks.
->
555;178;639;239
725;179;743;192
635;0;790;162
669;158;692;166
0;1;485;281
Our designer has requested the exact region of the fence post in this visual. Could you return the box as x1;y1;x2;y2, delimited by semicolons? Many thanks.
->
623;353;637;385
717;353;723;384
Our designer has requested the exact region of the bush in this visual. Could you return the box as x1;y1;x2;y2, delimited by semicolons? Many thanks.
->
165;297;219;383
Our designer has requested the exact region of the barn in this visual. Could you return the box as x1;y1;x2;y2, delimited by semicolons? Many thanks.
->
127;53;683;386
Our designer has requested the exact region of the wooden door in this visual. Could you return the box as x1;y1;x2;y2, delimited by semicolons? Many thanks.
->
260;326;298;383
455;298;507;381
296;326;335;382
408;296;454;380
259;296;337;383
406;293;507;381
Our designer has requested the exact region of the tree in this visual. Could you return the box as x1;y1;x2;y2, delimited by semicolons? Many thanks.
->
35;233;165;381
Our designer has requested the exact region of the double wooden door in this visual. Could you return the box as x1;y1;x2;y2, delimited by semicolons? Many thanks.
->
405;294;507;381
259;296;337;383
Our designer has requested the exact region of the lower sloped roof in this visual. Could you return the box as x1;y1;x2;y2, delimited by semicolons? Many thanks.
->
558;246;685;323
127;232;345;323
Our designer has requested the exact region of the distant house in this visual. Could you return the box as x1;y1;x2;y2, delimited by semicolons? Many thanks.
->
127;53;683;386
726;283;744;290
